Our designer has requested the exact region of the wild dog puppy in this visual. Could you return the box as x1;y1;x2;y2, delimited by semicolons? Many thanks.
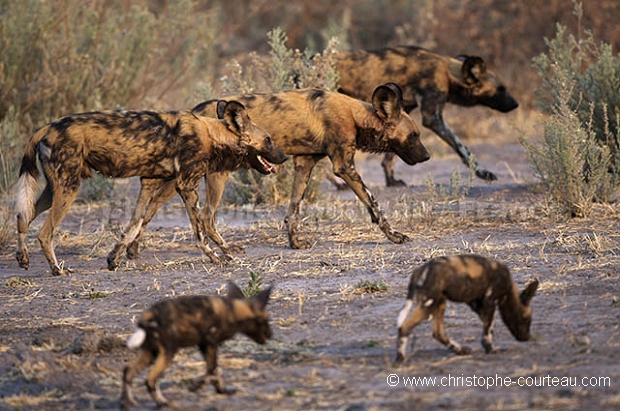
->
124;83;429;252
120;282;273;410
15;101;287;276
335;46;519;185
395;254;538;365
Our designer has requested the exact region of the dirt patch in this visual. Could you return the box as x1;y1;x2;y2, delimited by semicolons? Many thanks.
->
1;138;619;411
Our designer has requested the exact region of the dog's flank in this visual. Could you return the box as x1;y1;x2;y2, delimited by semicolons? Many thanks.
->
124;84;429;254
120;282;273;411
335;46;518;185
15;102;287;276
395;254;538;365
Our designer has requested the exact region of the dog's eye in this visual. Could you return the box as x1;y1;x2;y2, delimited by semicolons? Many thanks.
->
264;136;272;145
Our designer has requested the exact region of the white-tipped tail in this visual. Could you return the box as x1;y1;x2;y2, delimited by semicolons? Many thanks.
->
15;172;38;225
127;328;146;349
397;299;414;328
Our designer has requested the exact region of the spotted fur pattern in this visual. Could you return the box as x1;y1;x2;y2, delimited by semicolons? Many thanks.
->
335;46;519;185
15;102;287;275
124;84;429;253
395;254;538;365
120;282;272;410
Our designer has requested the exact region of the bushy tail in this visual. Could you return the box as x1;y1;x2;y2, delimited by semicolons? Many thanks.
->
15;126;47;226
127;310;157;349
126;328;146;349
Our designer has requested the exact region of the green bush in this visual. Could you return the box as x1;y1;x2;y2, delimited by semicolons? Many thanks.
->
523;86;612;217
526;14;620;217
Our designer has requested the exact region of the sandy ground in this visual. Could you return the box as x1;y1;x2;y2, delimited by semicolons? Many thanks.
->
1;134;619;411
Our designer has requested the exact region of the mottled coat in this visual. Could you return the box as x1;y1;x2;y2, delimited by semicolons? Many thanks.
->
125;83;429;252
120;282;272;410
335;46;519;185
15;102;287;275
395;254;538;364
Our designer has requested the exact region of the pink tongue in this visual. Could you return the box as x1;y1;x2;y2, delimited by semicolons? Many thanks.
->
260;156;276;173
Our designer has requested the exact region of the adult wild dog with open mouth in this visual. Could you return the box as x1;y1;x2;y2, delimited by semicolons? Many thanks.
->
120;282;273;411
395;254;538;365
122;83;429;252
15;101;287;276
335;46;519;185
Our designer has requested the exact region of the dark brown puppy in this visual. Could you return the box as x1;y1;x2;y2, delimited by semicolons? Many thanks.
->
120;282;272;410
335;46;518;185
395;254;538;365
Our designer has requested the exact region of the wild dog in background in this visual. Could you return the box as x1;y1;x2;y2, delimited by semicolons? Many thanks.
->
395;254;538;365
335;46;519;186
122;83;429;253
120;282;273;411
15;101;287;276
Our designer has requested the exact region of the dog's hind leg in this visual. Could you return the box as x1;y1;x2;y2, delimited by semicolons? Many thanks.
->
145;350;175;408
431;300;471;355
108;179;164;271
120;349;153;411
394;302;429;365
285;155;320;249
37;184;79;276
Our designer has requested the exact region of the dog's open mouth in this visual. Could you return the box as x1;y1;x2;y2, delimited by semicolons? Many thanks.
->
258;155;277;173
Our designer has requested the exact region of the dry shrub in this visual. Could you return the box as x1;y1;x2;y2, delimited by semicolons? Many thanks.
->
524;8;619;217
0;0;220;200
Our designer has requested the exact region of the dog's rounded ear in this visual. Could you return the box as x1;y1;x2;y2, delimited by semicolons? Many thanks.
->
226;281;245;299
218;100;251;135
251;286;273;311
372;83;403;123
519;279;539;306
461;56;487;84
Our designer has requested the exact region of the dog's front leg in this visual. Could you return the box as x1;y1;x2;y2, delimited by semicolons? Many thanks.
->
332;158;409;244
175;181;223;264
421;108;497;181
204;172;239;255
285;155;319;249
202;344;235;395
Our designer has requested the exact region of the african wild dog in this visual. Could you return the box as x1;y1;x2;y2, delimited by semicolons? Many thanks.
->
120;83;429;253
120;282;273;411
395;254;538;365
15;101;287;276
335;46;519;185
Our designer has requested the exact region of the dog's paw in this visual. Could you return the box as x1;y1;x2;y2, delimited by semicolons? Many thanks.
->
216;387;237;395
392;354;405;367
289;237;312;249
455;346;472;355
223;244;245;254
475;168;497;181
16;250;30;270
387;230;410;244
126;242;140;260
386;178;407;187
52;263;73;276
